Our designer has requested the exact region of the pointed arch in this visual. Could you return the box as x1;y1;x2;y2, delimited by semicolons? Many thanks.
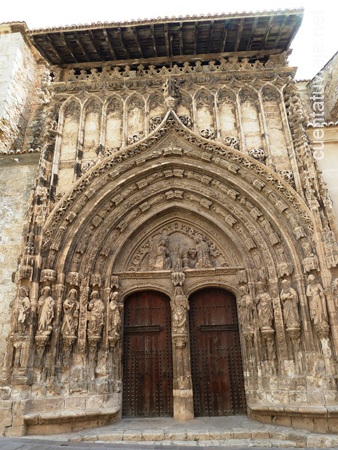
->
104;95;123;154
126;93;145;144
82;96;103;161
217;87;239;145
194;88;215;136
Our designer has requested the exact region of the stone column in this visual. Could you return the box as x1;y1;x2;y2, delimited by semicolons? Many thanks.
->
170;272;194;420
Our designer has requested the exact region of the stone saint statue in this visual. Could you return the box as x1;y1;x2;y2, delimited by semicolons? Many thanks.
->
87;290;104;337
255;282;274;331
108;291;122;344
238;285;254;332
306;274;329;333
280;279;300;329
10;286;31;335
37;286;55;335
61;288;79;337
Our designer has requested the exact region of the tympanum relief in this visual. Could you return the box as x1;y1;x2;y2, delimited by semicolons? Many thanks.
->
128;226;229;272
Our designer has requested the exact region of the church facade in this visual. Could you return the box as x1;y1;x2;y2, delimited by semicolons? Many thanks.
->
1;9;338;436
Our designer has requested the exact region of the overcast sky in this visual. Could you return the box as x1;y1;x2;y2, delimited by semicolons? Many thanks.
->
1;0;337;80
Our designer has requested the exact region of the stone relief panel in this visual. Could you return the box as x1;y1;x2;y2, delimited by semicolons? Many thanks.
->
126;222;234;272
82;98;102;161
261;86;290;171
126;94;145;144
194;89;215;138
239;87;263;154
217;88;239;146
104;96;123;155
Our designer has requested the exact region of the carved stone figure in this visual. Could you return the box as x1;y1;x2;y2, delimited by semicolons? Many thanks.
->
302;241;319;273
10;287;31;335
306;274;329;335
194;234;212;269
149;233;171;270
238;285;254;332
255;282;274;331
108;291;122;345
36;286;55;336
87;291;104;337
61;288;79;337
171;286;189;336
280;279;300;329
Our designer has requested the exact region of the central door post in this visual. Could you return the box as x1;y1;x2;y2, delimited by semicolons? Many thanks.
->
170;272;194;421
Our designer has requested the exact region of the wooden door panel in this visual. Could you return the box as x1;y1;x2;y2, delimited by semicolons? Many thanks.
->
123;291;173;417
189;288;246;416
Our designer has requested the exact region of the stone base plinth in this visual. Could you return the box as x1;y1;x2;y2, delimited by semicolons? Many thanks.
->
173;389;194;421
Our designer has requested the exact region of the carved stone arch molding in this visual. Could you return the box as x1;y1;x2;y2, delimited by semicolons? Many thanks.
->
8;110;338;434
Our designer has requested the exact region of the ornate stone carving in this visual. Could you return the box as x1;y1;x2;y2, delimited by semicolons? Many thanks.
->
306;274;330;337
10;287;31;335
224;136;240;149
149;231;172;271
255;282;274;332
280;279;300;330
248;147;266;163
61;288;79;338
171;286;190;337
108;291;122;347
238;285;254;334
87;290;104;339
200;128;216;139
162;77;180;110
36;286;55;338
194;233;212;269
302;241;319;273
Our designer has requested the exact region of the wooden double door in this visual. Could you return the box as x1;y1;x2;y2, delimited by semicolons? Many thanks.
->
122;288;246;418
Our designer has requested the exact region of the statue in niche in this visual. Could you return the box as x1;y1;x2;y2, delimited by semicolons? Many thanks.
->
238;285;255;332
149;233;171;271
171;286;189;336
108;291;122;345
280;279;300;329
61;289;79;337
194;234;212;269
87;290;104;337
255;282;274;331
10;287;31;335
306;274;329;334
37;286;55;336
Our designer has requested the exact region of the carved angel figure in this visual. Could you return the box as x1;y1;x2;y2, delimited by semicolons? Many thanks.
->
37;286;55;335
280;279;300;329
61;288;79;337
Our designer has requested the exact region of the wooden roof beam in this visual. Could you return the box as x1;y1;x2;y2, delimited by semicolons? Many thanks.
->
221;21;228;52
273;15;290;48
47;34;74;62
179;22;184;55
262;16;274;48
88;30;105;60
234;18;244;52
117;27;130;59
150;24;158;57
246;17;259;49
131;26;144;58
72;31;92;60
194;21;198;55
102;29;117;60
208;20;215;54
164;24;170;56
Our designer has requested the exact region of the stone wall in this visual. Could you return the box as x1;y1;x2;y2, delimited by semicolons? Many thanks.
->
0;23;39;152
0;155;38;362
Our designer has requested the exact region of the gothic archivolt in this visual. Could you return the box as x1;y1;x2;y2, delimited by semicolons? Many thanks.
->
3;82;338;433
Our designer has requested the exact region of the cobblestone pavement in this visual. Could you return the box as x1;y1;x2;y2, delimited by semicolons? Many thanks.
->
1;416;337;449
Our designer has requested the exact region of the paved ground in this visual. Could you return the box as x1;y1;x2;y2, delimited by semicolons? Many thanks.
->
1;416;338;449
